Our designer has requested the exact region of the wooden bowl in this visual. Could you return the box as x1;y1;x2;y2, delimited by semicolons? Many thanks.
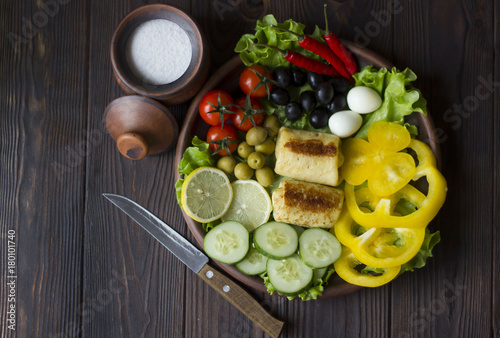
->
110;4;210;106
175;43;440;298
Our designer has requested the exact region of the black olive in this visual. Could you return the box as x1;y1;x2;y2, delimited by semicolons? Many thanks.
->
270;87;290;106
299;90;316;111
309;107;330;129
315;82;334;105
273;66;291;88
328;77;351;94
290;68;306;86
285;102;302;121
326;94;347;113
307;71;324;89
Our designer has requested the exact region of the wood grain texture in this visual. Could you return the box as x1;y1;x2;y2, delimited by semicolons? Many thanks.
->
83;1;190;337
197;264;284;338
0;0;89;337
493;2;500;337
392;0;494;337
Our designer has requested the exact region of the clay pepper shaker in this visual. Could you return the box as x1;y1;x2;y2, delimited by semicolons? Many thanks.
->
104;95;179;160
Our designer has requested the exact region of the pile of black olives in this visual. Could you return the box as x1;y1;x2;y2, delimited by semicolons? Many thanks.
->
270;66;352;129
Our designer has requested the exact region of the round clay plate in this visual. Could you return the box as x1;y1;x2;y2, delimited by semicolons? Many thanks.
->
174;41;440;298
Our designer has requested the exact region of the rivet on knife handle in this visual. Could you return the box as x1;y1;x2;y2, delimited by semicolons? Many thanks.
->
198;264;284;338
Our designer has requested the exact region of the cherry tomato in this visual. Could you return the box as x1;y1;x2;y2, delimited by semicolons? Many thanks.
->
206;124;239;156
198;90;235;126
230;97;265;132
239;65;274;99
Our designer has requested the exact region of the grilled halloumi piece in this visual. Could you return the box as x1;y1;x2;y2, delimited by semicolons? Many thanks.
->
274;127;342;186
272;180;344;229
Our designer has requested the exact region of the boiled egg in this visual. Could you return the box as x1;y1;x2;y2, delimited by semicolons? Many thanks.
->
328;110;363;138
346;86;382;114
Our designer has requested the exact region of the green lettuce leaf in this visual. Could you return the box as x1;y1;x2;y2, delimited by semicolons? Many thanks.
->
353;65;427;139
361;266;386;275
177;136;215;176
175;136;215;207
202;219;221;233
399;229;441;274
234;14;325;68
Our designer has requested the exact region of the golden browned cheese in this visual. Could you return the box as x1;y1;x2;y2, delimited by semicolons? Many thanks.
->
272;180;344;228
274;127;342;186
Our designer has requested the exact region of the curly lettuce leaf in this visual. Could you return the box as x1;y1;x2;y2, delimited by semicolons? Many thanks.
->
353;66;427;139
235;14;325;68
202;219;220;233
175;136;215;207
399;229;441;274
260;266;335;301
178;136;215;175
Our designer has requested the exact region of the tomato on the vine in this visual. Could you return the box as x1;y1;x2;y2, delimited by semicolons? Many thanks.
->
239;65;275;99
198;90;235;126
231;97;266;132
206;124;239;156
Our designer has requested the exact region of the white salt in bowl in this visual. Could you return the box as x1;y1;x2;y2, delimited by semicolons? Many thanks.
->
111;4;210;105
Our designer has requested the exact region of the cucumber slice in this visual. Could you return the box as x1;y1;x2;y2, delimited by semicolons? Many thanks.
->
299;228;342;268
203;221;249;264
313;266;328;280
267;254;314;296
236;247;268;275
253;222;298;259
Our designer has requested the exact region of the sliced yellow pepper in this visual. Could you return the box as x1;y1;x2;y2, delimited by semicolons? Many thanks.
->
333;207;425;268
341;121;416;197
345;138;447;229
334;246;401;287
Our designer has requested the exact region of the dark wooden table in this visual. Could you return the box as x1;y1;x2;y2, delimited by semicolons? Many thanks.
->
1;0;498;337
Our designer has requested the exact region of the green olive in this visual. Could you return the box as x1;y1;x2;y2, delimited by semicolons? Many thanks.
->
234;162;254;180
255;139;276;156
246;127;268;146
263;115;280;137
255;167;275;187
247;152;265;170
237;141;254;159
216;156;236;175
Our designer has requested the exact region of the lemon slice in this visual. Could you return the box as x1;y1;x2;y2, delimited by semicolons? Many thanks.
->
221;180;272;232
181;167;233;223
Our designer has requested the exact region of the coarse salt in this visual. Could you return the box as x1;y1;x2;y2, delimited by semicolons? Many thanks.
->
126;19;192;85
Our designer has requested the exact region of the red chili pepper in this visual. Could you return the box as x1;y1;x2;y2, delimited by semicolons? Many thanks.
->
272;25;353;82
324;4;357;76
253;44;340;76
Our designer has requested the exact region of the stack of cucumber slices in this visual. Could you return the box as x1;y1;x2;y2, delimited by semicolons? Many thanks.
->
203;220;342;296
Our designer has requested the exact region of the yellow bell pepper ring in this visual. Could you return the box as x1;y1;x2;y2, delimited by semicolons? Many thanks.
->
345;139;447;229
341;121;416;197
334;247;401;287
333;207;426;268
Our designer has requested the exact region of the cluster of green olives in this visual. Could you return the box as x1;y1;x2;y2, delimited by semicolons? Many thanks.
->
216;115;280;187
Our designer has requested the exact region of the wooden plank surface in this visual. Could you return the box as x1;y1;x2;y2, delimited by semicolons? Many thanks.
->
391;0;494;337
0;0;498;337
0;0;89;337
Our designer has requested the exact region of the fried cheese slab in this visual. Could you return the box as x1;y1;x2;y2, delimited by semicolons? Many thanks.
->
272;180;344;228
274;127;342;187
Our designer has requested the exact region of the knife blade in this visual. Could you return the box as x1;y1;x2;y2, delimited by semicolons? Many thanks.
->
103;193;284;338
103;193;208;273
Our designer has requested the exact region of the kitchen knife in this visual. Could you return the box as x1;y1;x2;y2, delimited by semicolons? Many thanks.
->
103;193;284;338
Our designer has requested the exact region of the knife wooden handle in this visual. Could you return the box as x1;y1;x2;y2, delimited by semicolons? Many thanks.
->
198;264;284;338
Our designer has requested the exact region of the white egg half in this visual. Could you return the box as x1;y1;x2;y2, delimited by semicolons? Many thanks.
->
346;86;382;114
328;110;363;138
